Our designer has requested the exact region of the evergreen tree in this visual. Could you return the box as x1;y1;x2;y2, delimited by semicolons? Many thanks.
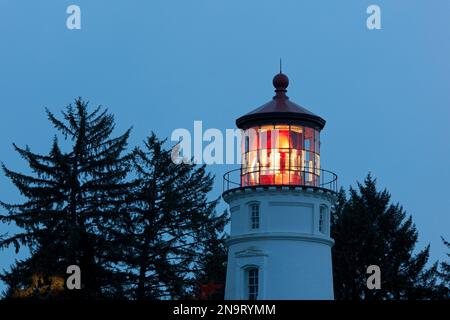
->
193;214;228;300
116;134;227;299
332;174;441;299
0;99;131;299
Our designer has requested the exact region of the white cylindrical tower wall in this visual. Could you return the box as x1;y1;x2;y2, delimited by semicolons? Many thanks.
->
224;187;335;300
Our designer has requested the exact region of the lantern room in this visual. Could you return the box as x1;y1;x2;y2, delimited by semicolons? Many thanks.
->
235;72;328;188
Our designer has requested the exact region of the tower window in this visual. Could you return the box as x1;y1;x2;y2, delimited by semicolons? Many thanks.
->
246;267;259;300
319;205;327;234
249;203;260;230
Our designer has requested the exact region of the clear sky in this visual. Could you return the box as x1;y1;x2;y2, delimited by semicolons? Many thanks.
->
0;0;449;292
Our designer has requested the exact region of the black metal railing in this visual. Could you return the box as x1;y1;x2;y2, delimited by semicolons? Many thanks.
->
223;166;338;193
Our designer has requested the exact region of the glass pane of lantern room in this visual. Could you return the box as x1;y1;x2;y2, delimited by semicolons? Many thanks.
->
290;126;303;152
259;125;273;150
304;150;314;185
259;126;274;185
248;127;259;151
290;149;301;185
242;152;249;174
247;150;259;185
279;148;290;184
303;128;314;186
243;128;259;153
260;149;275;185
274;125;290;185
315;129;320;154
274;125;290;149
304;127;315;153
315;153;321;186
242;131;248;154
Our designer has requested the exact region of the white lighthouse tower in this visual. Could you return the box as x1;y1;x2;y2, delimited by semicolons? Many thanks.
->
223;72;337;300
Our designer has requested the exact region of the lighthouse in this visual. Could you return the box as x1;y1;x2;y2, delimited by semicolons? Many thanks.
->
223;71;337;300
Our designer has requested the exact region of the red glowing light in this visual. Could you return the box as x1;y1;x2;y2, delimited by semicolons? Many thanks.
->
242;125;320;187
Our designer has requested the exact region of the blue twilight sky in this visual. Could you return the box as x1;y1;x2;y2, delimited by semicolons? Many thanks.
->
0;0;449;291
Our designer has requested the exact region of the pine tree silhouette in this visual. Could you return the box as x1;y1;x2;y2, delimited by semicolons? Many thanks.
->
0;98;132;298
113;133;228;299
332;174;442;299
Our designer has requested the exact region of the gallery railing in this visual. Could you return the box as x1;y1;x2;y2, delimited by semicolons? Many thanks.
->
223;166;338;193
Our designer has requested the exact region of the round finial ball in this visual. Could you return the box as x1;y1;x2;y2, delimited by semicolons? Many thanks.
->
273;73;289;90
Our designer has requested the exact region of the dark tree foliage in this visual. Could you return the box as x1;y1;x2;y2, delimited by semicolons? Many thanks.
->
193;216;228;300
436;238;450;298
116;134;228;300
0;99;132;299
439;238;450;283
332;174;442;299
